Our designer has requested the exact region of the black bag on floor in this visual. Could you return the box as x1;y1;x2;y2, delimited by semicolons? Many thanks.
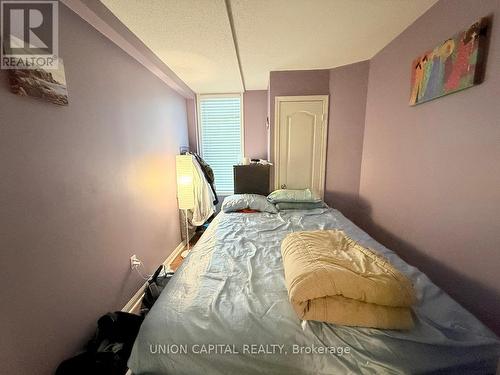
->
55;311;144;375
141;265;174;315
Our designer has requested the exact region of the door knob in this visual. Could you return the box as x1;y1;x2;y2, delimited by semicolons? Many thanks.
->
281;184;287;189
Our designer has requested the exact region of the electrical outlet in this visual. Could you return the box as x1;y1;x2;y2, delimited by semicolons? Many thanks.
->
130;254;142;270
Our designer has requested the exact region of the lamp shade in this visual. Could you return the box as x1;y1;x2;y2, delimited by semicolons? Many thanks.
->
176;155;195;210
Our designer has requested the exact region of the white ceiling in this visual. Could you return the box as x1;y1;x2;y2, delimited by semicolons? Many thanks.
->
100;0;243;93
101;0;437;93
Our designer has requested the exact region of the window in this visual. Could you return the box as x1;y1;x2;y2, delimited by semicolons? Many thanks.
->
198;94;243;194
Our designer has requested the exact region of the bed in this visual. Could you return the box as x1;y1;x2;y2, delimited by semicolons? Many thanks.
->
128;207;500;374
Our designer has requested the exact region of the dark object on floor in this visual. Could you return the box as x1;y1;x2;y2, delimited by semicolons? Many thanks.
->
141;265;174;315
55;311;144;375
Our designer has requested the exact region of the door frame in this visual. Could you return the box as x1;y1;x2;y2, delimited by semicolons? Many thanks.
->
273;95;329;197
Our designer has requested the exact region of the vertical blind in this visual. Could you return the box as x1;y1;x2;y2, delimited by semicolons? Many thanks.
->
199;95;242;194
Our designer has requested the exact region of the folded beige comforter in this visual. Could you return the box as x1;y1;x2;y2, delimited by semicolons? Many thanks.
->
281;230;416;329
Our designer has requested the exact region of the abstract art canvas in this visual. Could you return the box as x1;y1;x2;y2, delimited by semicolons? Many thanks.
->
9;58;69;106
409;18;489;106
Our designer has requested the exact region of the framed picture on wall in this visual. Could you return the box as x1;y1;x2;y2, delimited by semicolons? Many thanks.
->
9;58;69;106
409;17;489;106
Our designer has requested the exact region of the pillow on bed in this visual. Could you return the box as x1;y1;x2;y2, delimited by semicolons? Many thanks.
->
275;201;327;210
222;194;278;214
267;188;321;204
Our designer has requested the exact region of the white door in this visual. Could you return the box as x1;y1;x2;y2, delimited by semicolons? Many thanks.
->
274;96;328;197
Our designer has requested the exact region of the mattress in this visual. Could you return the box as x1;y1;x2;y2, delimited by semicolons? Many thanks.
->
128;208;500;374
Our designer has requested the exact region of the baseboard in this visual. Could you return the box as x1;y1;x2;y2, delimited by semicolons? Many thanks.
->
121;240;187;313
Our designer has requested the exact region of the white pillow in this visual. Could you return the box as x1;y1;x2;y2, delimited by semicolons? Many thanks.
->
222;194;278;214
267;189;321;203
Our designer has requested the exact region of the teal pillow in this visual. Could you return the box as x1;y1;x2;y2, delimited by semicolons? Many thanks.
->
267;189;321;203
275;201;327;210
222;194;278;214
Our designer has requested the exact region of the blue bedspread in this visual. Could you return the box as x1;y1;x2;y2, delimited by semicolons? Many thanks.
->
128;209;499;374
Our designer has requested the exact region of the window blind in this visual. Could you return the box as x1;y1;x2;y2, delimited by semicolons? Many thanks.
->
199;95;242;194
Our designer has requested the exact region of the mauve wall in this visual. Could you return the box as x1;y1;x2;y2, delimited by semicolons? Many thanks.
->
325;61;369;221
243;90;268;159
359;0;500;333
267;67;368;222
0;4;188;375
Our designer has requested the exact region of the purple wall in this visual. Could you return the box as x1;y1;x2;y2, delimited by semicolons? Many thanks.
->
267;67;368;221
359;0;500;333
325;61;369;221
0;4;188;374
243;90;268;159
